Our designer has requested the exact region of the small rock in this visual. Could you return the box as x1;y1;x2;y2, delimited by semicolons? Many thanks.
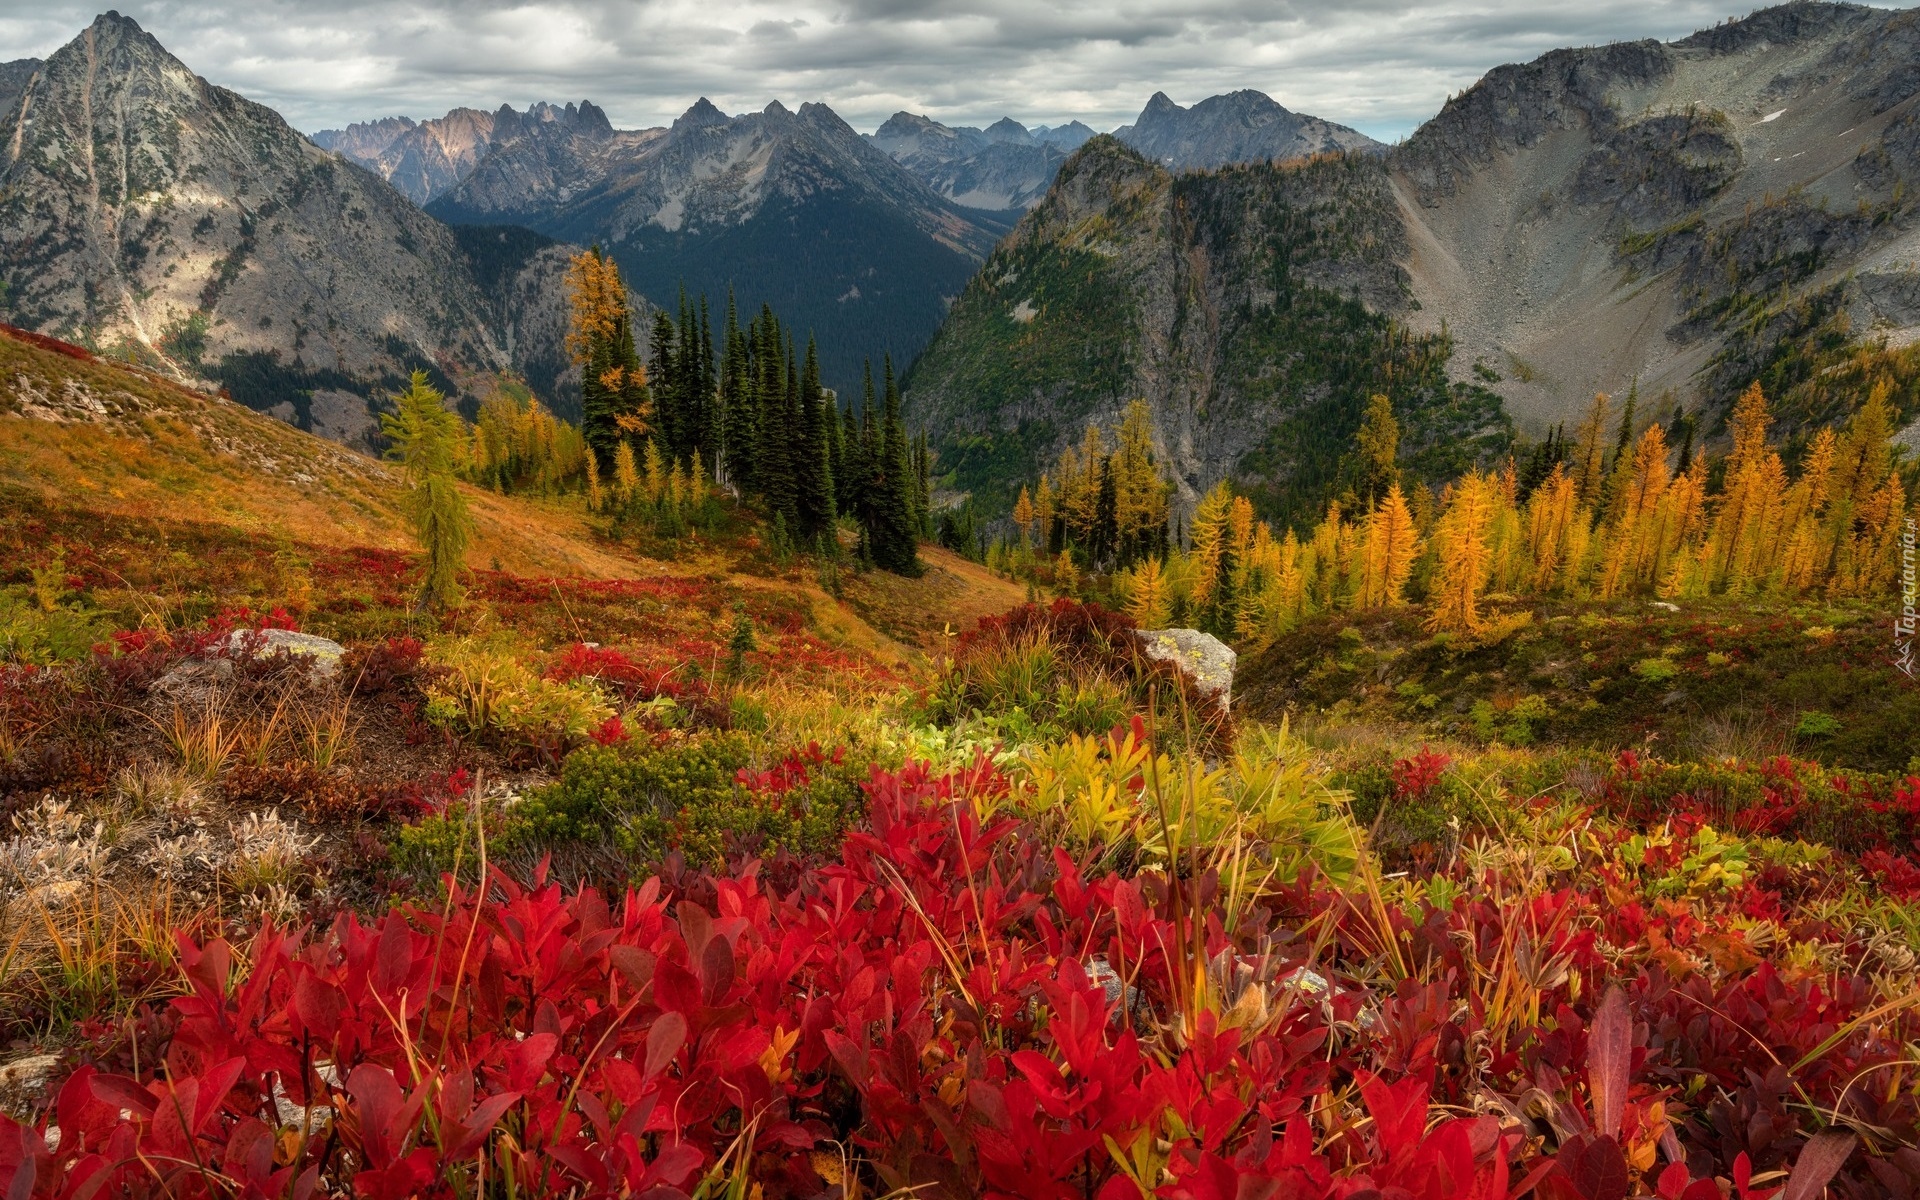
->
1137;628;1236;714
1650;601;1679;612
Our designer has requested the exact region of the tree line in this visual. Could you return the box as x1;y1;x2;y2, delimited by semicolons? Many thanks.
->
994;387;1910;644
566;250;931;572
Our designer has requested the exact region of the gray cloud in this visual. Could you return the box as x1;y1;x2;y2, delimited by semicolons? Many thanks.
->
0;1;1897;139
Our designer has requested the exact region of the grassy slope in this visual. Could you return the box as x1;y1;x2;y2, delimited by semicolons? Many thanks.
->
0;330;638;580
1237;596;1917;772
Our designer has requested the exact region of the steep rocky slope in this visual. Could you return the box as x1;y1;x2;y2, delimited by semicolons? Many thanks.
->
1392;2;1920;434
0;14;580;448
867;113;1091;211
1113;91;1383;171
431;98;1003;395
905;137;1507;525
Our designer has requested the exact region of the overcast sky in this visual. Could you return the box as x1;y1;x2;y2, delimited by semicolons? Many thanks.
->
0;1;1894;140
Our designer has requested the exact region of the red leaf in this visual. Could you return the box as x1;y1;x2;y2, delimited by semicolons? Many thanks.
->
1782;1131;1856;1200
1588;986;1631;1139
654;957;701;1015
645;1012;687;1080
87;1074;157;1118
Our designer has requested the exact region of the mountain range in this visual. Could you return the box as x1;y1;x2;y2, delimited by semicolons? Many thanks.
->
6;3;1919;530
905;2;1920;524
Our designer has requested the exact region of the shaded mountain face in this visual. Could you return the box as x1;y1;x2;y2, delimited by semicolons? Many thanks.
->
1113;90;1383;171
0;59;41;114
908;2;1920;526
0;13;584;449
868;112;1081;211
432;97;1003;396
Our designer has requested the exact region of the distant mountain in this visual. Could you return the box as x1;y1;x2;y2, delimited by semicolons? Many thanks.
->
909;3;1920;526
314;102;616;208
430;97;1005;396
868;113;1090;211
1113;90;1383;171
0;13;588;449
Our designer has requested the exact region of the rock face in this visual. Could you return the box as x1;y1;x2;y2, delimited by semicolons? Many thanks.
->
431;97;1002;397
1113;90;1383;171
1391;1;1920;434
1137;628;1236;714
868;112;1084;212
0;14;584;443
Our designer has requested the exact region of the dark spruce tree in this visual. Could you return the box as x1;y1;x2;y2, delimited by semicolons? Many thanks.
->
869;357;920;573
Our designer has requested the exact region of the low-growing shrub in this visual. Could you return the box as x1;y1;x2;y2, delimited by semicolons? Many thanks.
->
504;734;863;866
420;632;613;746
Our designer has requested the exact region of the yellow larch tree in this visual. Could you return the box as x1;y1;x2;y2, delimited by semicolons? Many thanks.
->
1355;484;1421;609
1426;471;1498;633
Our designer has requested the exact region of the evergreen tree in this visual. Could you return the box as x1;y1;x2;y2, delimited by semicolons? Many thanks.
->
381;371;472;613
1353;393;1401;507
869;356;920;572
720;294;755;491
648;310;678;455
566;248;651;467
796;337;835;539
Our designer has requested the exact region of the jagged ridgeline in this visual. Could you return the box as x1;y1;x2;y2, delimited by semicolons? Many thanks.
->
905;137;1509;529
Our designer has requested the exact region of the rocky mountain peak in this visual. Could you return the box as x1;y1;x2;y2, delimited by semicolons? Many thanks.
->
1114;87;1381;170
984;117;1030;143
673;97;729;132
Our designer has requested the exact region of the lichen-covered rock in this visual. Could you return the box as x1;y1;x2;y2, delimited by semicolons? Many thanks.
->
225;629;347;677
1137;628;1235;714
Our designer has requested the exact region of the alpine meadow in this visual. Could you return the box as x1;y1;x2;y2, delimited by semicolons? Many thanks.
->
7;4;1920;1200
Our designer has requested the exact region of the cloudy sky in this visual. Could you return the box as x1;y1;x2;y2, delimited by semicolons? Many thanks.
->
0;1;1870;139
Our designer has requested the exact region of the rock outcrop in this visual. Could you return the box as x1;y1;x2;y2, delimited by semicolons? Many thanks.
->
1137;628;1236;715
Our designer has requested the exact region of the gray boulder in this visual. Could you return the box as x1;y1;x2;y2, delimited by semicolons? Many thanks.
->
1136;628;1235;714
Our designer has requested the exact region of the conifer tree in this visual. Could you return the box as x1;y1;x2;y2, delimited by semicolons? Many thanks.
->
1355;484;1420;608
868;357;920;572
565;248;651;467
1354;393;1401;507
1125;556;1172;628
1571;392;1613;505
612;440;640;509
1426;471;1497;634
721;293;756;487
796;338;835;538
381;371;471;613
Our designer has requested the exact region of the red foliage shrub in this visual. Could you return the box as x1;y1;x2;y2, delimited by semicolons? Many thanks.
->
1392;746;1451;802
0;753;1903;1200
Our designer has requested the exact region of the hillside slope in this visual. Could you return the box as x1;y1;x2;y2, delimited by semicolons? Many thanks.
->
0;325;636;579
1394;2;1920;434
0;324;1027;669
